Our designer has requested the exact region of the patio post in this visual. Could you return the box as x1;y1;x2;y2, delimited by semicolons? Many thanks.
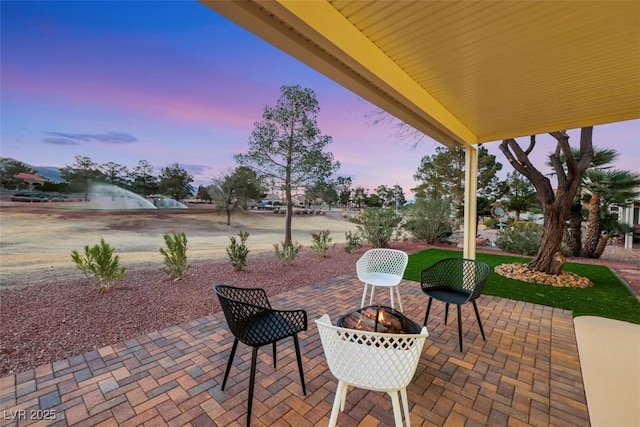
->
463;145;478;260
623;201;634;250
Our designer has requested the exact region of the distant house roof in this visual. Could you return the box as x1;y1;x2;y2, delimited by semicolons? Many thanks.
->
14;172;47;183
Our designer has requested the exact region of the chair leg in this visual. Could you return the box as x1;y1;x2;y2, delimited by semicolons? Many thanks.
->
246;347;258;427
395;286;403;312
293;335;306;395
400;387;411;427
472;300;486;341
368;285;376;306
444;303;450;325
389;287;395;309
329;381;347;427
272;342;277;368
222;338;239;390
423;298;432;326
340;384;348;411
389;390;404;427
457;305;463;352
360;283;368;308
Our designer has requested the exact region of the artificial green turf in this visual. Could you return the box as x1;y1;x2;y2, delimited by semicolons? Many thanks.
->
404;248;640;324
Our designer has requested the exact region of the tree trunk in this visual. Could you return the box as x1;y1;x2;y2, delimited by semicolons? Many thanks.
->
581;194;602;257
285;165;293;245
285;193;293;244
593;234;609;258
84;178;90;202
549;251;566;276
500;128;594;275
226;206;231;226
566;212;582;256
528;207;566;274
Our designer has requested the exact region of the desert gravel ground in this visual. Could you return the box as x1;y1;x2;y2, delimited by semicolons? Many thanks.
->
0;206;373;375
0;207;360;288
0;205;638;376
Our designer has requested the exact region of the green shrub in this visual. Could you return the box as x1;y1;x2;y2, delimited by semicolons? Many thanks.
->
402;198;452;243
495;221;543;255
71;239;126;293
159;232;190;280
344;230;362;253
274;241;302;266
355;207;402;248
310;230;335;257
483;217;498;229
227;231;250;271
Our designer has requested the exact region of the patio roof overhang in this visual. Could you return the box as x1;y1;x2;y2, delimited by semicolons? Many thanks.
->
200;0;640;256
201;0;639;148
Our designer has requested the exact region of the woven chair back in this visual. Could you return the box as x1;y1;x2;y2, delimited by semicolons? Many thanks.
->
356;249;409;279
316;314;428;392
215;284;307;348
420;258;490;301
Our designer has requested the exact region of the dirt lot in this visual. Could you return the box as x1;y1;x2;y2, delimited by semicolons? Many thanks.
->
0;204;419;375
0;206;359;288
1;203;638;375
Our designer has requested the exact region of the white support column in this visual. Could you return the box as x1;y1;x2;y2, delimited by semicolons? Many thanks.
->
624;203;633;250
463;145;479;260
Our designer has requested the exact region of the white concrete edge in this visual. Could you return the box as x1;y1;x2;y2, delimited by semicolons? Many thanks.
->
573;316;640;427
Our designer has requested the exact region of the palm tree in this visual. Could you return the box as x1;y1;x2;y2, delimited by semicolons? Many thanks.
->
556;147;619;256
565;201;584;256
580;169;640;258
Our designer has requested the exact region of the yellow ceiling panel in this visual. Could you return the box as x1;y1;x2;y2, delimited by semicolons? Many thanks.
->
202;0;640;146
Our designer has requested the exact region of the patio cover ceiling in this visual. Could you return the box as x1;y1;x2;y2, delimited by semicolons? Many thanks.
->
201;0;639;148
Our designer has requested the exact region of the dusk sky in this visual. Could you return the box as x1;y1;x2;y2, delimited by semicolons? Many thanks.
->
2;1;639;197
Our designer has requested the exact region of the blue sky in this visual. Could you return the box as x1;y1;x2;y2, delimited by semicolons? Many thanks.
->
2;0;638;196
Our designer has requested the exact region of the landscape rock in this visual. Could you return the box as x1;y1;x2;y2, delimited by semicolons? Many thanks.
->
495;263;594;288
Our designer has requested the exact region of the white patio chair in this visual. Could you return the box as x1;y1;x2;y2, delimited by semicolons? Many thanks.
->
315;314;428;427
357;248;409;311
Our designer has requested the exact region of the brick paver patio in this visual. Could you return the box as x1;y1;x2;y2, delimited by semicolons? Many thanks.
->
0;276;589;426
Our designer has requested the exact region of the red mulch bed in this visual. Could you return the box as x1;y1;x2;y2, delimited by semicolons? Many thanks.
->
2;239;637;377
0;242;425;376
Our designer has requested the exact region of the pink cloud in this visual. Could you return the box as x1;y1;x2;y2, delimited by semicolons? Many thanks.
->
3;64;267;130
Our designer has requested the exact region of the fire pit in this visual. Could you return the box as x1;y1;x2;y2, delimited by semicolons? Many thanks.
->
337;305;421;334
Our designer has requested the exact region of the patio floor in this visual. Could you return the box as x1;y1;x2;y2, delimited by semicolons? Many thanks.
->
0;276;589;426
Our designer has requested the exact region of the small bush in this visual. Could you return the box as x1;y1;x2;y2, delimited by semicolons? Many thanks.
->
355;207;402;248
159;232;190;280
483;217;498;229
71;239;126;293
495;221;543;255
344;230;362;253
227;231;250;271
274;241;302;266
310;230;335;257
403;198;452;243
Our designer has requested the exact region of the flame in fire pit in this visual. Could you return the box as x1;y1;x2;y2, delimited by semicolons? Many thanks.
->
338;306;421;334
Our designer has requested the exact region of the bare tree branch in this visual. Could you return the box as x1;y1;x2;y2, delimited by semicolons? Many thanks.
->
499;138;554;204
548;131;570;188
524;135;536;156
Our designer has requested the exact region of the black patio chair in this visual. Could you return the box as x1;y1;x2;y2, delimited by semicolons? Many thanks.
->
420;258;491;352
214;284;307;427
